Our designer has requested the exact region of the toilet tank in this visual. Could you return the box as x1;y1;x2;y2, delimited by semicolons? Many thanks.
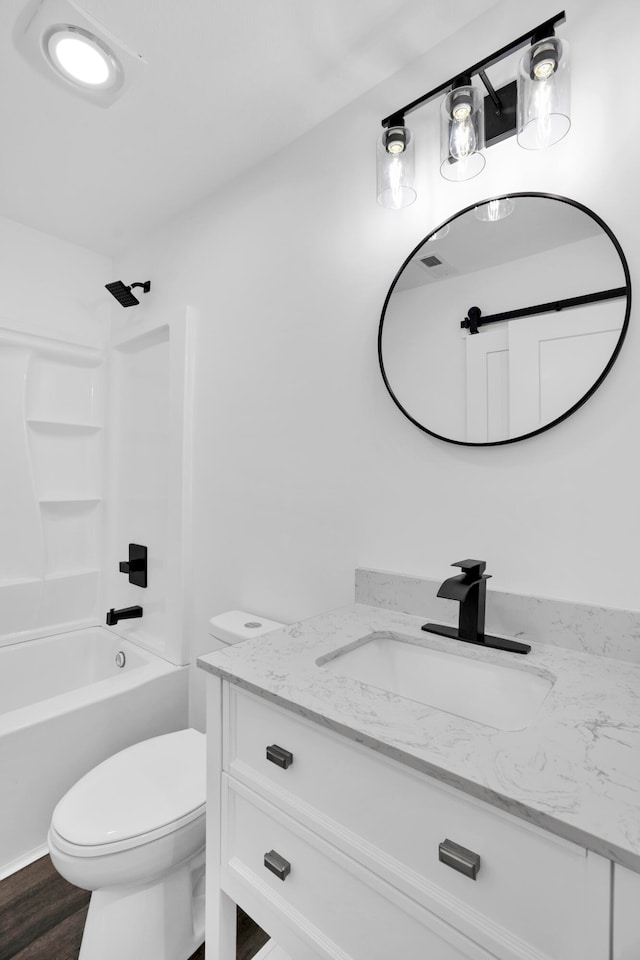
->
207;610;284;652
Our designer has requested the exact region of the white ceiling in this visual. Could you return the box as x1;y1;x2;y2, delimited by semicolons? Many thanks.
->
0;0;499;254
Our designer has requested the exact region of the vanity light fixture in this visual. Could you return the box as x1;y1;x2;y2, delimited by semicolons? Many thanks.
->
377;11;569;208
427;224;450;241
474;197;515;221
440;77;485;181
376;121;416;209
517;33;571;149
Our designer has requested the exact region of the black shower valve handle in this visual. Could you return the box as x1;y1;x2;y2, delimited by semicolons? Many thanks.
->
119;544;148;588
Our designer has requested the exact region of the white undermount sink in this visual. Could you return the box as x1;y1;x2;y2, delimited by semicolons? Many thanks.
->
318;631;554;731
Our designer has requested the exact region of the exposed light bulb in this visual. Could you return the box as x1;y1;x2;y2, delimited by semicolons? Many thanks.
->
533;58;555;79
530;40;559;80
384;126;407;155
485;201;502;221
475;198;515;222
530;78;555;147
449;117;476;161
376;126;416;208
517;35;570;150
452;103;471;121
387;155;404;207
428;224;450;241
440;84;485;180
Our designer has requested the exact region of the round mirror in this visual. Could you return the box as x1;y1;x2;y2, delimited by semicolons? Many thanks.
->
379;194;631;445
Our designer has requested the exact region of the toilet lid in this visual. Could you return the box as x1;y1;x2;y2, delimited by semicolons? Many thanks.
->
52;729;206;847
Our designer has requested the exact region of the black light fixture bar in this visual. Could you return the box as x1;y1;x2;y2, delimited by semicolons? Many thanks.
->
461;287;628;334
478;69;501;109
381;11;565;128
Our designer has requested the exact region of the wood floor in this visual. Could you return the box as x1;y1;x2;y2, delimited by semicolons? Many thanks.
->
0;855;269;960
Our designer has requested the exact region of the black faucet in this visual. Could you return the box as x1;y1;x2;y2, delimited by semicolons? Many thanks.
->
422;560;530;654
106;605;143;626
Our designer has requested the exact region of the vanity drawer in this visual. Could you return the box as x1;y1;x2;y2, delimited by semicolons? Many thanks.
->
222;776;495;960
226;686;609;960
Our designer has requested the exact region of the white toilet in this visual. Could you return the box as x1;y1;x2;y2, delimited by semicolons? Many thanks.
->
48;610;284;960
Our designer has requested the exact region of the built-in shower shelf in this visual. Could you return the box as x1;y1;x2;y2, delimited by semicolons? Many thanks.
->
38;497;102;505
44;568;100;581
27;419;102;432
0;326;105;641
0;576;41;588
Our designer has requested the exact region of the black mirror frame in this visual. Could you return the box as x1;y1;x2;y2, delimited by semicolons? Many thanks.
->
378;192;632;447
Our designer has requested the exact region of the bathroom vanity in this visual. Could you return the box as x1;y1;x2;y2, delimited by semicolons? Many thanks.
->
198;604;640;960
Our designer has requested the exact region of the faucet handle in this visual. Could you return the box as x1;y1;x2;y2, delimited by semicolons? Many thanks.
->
452;559;490;581
118;544;147;589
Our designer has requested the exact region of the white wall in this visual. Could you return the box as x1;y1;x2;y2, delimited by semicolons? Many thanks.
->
0;215;110;346
114;0;639;729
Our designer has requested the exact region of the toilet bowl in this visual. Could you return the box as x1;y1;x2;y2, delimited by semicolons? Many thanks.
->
48;610;284;960
48;728;207;960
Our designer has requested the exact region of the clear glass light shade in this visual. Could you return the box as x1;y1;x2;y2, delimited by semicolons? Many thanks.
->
440;85;485;182
376;126;416;209
517;37;571;149
475;197;515;222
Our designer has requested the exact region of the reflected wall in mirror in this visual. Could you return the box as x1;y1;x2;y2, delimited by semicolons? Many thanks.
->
379;194;631;445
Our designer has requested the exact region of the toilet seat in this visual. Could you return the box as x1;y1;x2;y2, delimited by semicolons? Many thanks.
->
51;729;206;857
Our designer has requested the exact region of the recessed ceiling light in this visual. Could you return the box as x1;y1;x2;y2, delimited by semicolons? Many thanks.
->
44;25;123;92
16;0;146;108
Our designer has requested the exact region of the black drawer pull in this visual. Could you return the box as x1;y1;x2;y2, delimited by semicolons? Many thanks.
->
264;850;291;881
439;839;481;880
266;744;293;769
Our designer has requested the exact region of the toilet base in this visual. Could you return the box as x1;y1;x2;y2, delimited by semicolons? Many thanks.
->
78;852;205;960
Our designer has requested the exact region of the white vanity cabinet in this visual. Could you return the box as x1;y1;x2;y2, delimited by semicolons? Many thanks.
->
613;865;640;959
205;680;613;960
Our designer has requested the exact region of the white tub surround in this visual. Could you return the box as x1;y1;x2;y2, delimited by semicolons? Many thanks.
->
0;627;188;879
0;326;105;648
355;567;640;665
103;309;196;667
0;307;195;669
198;603;640;872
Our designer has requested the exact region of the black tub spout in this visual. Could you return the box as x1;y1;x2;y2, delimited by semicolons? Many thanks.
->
106;605;143;626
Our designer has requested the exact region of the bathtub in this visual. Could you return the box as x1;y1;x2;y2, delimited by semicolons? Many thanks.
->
0;626;188;879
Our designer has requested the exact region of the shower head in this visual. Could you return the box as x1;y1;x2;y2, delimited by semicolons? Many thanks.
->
105;280;151;307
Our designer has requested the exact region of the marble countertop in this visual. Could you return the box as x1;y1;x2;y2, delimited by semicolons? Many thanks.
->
198;603;640;872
